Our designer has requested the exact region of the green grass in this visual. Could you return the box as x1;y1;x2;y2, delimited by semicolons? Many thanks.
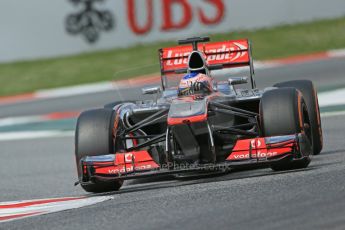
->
1;16;345;96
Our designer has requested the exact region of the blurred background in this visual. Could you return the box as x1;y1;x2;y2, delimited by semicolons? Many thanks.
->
1;1;345;229
0;0;345;95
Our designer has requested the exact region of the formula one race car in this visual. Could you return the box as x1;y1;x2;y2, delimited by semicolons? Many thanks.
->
75;37;323;193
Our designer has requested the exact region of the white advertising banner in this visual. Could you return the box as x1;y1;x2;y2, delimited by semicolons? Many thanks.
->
0;0;345;63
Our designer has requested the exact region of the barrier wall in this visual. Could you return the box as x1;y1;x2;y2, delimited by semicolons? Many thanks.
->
1;0;345;62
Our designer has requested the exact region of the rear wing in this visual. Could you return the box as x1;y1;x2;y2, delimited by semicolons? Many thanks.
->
159;39;255;88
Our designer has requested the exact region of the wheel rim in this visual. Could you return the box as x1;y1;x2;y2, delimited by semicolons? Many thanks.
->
302;102;313;150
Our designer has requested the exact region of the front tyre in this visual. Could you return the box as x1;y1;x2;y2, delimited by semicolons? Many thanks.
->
274;80;323;155
75;108;123;193
260;88;312;171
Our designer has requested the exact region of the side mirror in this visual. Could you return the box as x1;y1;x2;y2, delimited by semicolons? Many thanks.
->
142;86;161;95
228;77;248;85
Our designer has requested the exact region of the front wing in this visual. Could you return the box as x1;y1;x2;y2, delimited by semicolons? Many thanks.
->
80;134;309;184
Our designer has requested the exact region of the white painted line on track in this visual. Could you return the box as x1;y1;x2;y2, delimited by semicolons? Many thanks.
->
321;110;345;118
0;196;113;223
0;130;74;141
327;48;345;58
318;88;345;107
0;116;43;127
35;82;115;98
0;111;79;127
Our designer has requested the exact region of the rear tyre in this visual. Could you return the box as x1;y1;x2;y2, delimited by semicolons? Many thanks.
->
75;108;123;193
260;88;312;171
274;80;323;155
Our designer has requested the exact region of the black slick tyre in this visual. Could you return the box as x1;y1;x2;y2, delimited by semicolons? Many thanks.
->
274;80;322;155
260;88;312;171
75;108;123;193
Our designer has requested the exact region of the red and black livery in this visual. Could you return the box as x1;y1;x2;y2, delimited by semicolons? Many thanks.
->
75;37;323;193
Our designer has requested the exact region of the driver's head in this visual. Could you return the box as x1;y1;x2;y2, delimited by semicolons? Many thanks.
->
178;73;213;96
178;51;213;96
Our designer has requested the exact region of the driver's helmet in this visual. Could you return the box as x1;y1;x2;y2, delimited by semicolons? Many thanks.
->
178;72;213;96
178;51;214;96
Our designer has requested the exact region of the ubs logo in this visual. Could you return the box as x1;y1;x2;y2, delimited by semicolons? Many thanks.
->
65;0;114;43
